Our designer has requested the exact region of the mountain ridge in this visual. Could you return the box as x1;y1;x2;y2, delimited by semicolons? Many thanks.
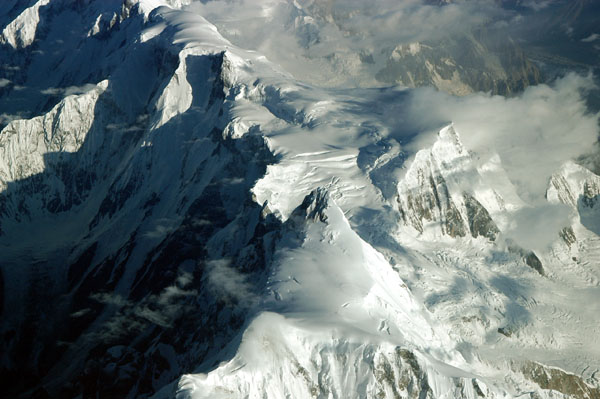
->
0;1;598;398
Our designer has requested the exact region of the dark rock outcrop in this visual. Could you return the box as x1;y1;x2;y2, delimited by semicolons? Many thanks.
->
464;193;500;241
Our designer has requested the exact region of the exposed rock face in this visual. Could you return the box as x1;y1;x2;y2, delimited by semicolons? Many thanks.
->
290;188;329;224
376;33;542;96
397;126;466;237
547;161;600;235
520;362;600;399
398;171;467;238
582;180;600;208
505;240;544;275
396;125;500;241
524;251;544;275
560;226;577;248
464;193;500;241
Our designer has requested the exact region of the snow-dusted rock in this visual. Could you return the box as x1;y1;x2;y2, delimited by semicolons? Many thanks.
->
0;0;50;49
396;125;502;241
0;81;107;189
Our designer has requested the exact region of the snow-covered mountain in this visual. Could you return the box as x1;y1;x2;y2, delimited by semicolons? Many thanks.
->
0;1;598;398
187;0;543;95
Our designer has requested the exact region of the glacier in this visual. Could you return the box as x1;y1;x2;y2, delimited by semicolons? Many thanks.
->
0;1;598;398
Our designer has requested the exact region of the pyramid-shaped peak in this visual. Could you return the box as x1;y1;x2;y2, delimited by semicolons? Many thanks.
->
437;123;462;145
431;123;468;162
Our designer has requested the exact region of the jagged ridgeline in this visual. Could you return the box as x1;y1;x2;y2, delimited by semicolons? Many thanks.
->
0;1;282;397
0;1;598;399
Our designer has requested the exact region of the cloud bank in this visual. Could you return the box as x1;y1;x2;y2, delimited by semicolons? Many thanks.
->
503;203;574;251
401;72;599;204
384;72;598;249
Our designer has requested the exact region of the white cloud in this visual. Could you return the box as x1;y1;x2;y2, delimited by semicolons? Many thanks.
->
40;87;62;95
205;258;258;306
134;282;198;327
519;0;555;12
143;217;179;238
91;270;199;337
0;113;23;124
503;203;574;251
374;72;599;249
582;33;600;43
401;73;599;205
41;83;97;96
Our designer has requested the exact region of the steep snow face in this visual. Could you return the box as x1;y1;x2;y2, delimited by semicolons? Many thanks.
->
547;161;600;245
178;120;600;399
0;81;107;189
0;3;282;397
177;317;497;399
396;125;504;239
176;193;508;399
393;123;548;252
0;0;50;49
545;161;600;288
548;161;600;216
0;1;599;399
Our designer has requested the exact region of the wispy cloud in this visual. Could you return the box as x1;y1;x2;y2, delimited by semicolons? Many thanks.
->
205;258;259;306
518;0;555;12
90;271;199;340
88;256;261;342
400;72;599;204
143;217;179;239
582;33;600;43
0;112;23;125
40;83;97;97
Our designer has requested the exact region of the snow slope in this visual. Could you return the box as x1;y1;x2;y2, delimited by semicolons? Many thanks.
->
174;76;600;399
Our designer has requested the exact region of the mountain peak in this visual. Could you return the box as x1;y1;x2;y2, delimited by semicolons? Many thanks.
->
1;2;599;398
437;123;459;143
396;124;505;240
290;187;330;224
431;123;469;166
